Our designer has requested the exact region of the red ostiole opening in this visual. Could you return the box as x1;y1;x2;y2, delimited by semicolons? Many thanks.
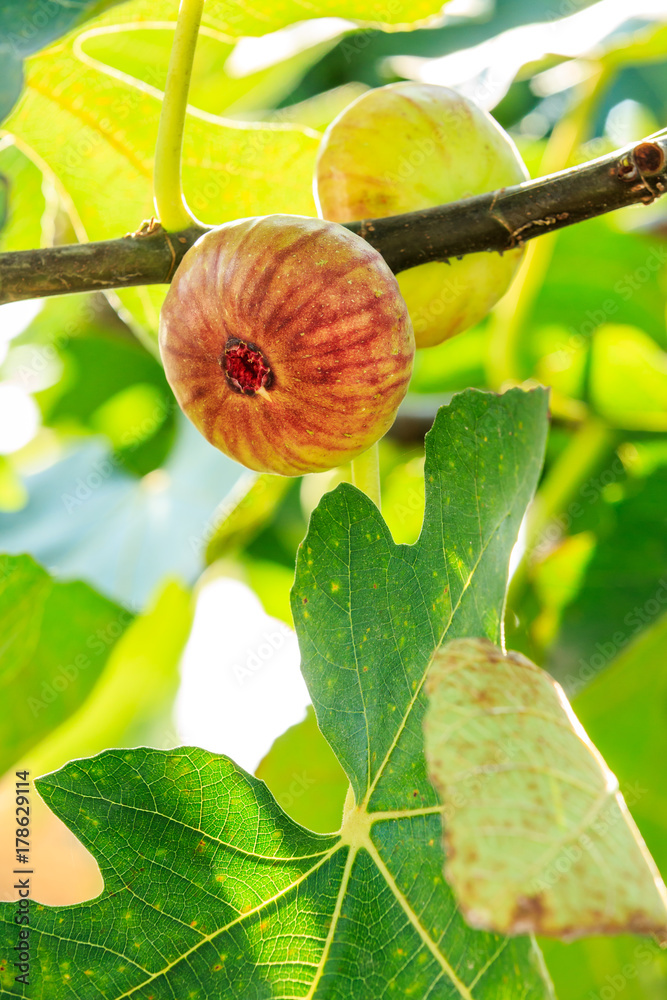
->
222;339;273;396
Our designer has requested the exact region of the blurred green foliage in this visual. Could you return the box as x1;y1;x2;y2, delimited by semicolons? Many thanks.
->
0;0;128;122
255;706;348;833
24;579;193;779
0;553;132;772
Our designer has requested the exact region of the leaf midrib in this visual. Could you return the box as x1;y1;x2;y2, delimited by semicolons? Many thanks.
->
362;503;515;809
48;783;333;862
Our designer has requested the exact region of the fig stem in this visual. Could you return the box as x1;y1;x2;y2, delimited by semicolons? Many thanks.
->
153;0;204;232
351;443;381;510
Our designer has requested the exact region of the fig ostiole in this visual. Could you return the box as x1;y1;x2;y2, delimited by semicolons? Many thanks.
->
159;214;415;477
315;82;529;349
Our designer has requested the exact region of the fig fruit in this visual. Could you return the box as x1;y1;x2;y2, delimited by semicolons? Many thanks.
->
159;214;414;476
315;82;529;349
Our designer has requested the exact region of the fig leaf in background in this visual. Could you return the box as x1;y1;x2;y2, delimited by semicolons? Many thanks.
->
0;388;554;999
423;637;667;940
0;553;132;774
255;705;348;833
0;47;22;127
2;0;449;337
0;0;128;57
80;20;344;121
0;142;51;251
88;0;449;44
2;2;320;339
590;325;667;431
540;613;667;1000
0;418;242;610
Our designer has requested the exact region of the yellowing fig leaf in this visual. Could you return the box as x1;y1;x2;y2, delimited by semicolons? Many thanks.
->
424;637;667;941
2;0;451;337
88;0;449;43
3;3;320;340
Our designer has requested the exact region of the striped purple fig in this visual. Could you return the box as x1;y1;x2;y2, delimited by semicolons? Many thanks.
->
159;215;414;476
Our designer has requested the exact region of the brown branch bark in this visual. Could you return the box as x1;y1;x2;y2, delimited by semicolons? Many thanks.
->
0;136;665;305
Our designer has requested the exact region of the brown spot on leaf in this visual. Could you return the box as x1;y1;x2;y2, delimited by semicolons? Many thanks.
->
473;687;494;706
510;893;548;934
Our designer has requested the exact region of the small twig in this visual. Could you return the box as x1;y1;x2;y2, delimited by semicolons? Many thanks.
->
0;136;665;305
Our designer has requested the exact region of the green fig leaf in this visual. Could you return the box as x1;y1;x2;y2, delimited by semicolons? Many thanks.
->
423;637;667;941
292;388;548;807
0;389;555;998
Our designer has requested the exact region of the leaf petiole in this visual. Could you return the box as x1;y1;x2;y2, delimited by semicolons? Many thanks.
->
351;441;381;509
153;0;204;231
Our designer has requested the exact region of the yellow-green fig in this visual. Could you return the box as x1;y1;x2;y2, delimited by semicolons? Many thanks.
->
315;82;529;349
159;215;414;476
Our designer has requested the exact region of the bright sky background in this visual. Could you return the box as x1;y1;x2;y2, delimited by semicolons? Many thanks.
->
175;577;311;771
0;301;43;453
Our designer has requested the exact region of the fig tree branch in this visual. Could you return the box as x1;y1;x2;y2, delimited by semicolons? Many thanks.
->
1;135;665;305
